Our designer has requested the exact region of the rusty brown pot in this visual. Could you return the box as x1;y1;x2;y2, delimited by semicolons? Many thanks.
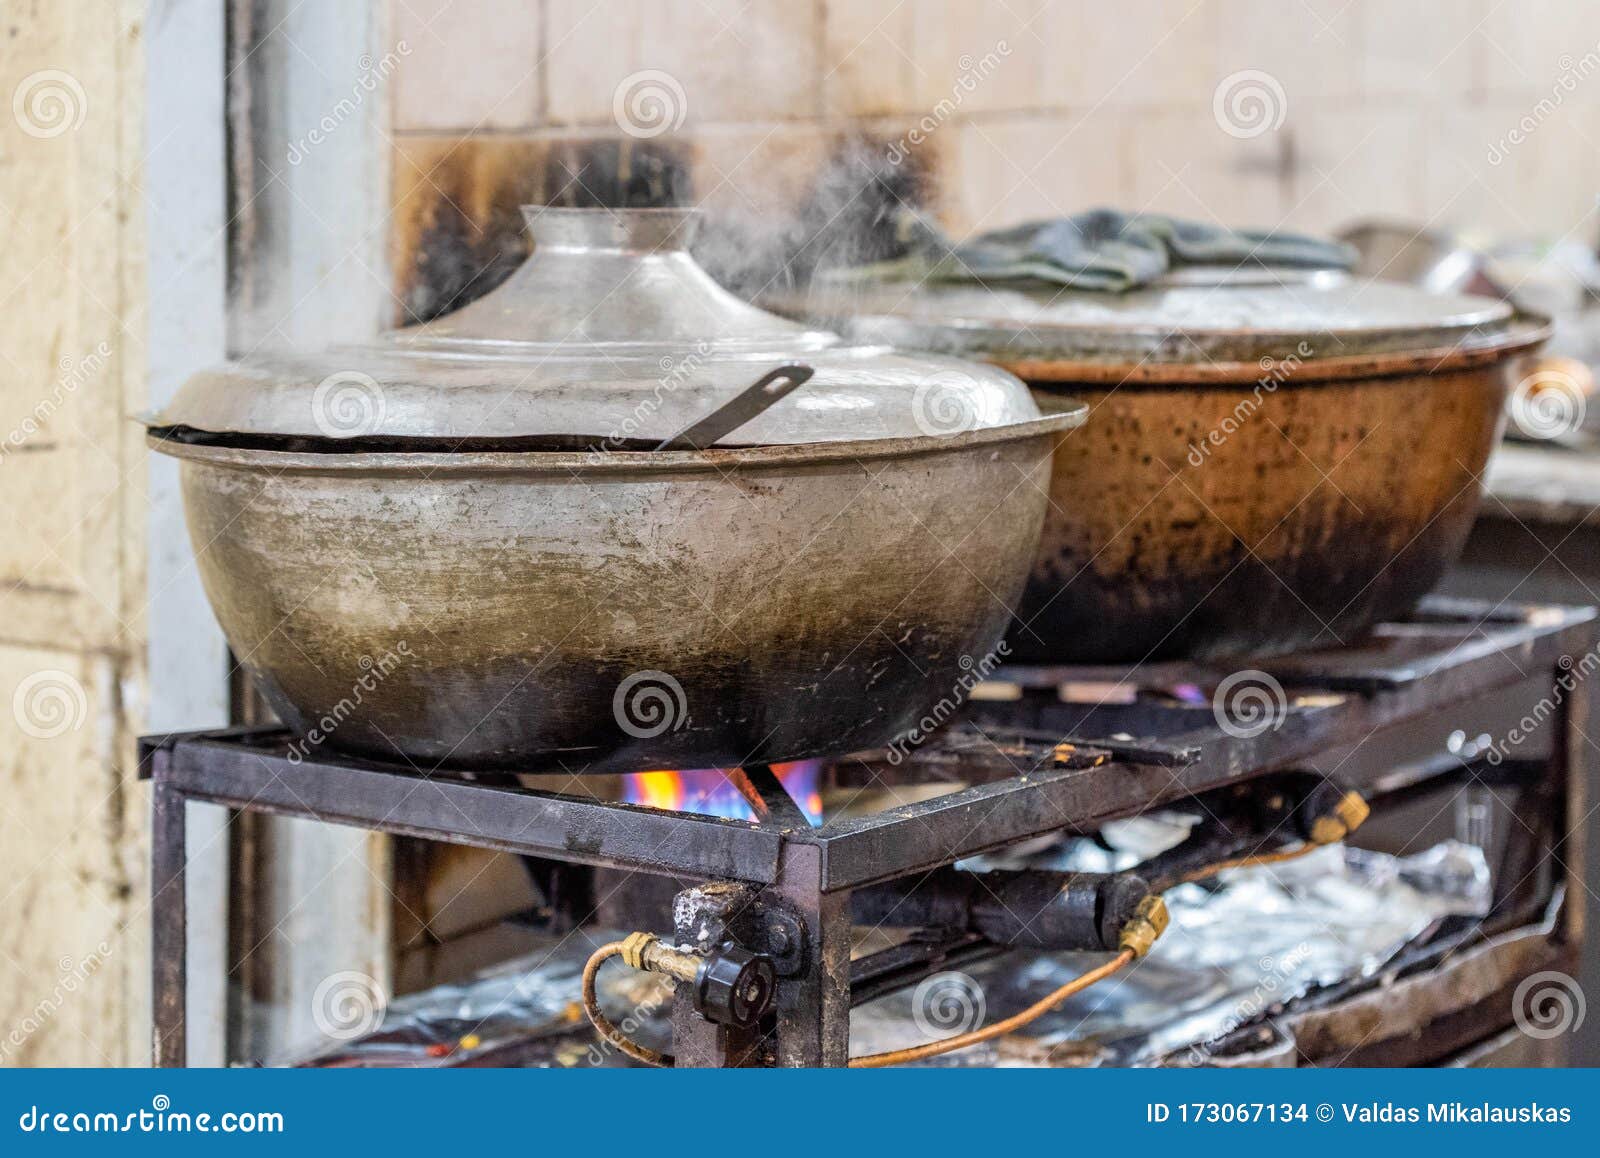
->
1010;348;1530;662
777;268;1549;662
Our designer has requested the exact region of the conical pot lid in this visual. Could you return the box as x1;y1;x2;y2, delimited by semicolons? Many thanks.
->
773;264;1546;383
150;207;1045;445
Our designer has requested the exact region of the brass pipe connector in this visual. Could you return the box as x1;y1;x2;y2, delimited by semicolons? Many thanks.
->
618;931;701;984
1309;790;1370;845
619;930;655;970
1117;895;1169;959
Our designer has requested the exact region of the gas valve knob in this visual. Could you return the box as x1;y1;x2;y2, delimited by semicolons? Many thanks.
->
694;943;776;1028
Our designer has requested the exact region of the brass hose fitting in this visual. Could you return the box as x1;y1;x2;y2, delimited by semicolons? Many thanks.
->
618;931;703;984
1117;894;1169;959
619;930;656;970
1309;789;1370;845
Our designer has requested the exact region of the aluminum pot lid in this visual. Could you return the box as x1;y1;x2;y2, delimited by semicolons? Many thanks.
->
150;207;1045;445
774;263;1531;378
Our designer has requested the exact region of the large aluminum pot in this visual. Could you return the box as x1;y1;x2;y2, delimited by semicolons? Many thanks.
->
148;208;1081;769
779;267;1548;663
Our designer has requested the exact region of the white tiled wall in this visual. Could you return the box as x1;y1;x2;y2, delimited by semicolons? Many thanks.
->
389;0;1600;241
393;0;543;130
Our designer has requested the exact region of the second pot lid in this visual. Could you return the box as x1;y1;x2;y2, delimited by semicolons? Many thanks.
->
154;207;1043;445
775;264;1538;382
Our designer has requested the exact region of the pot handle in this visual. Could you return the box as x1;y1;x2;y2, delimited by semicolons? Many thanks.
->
654;364;814;451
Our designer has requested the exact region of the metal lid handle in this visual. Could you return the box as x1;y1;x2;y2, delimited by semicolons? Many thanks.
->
654;365;815;451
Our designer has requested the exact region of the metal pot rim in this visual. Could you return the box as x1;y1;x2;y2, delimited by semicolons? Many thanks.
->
145;410;1084;475
1004;314;1552;385
770;274;1541;375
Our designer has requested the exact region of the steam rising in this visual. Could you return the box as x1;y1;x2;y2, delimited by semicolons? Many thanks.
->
692;136;934;300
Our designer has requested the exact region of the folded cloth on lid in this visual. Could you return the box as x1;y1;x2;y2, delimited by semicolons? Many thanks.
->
835;207;1357;292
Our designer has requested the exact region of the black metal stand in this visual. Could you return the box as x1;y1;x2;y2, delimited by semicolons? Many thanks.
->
142;598;1597;1067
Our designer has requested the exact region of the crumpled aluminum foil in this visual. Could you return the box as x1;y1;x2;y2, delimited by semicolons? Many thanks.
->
280;934;670;1068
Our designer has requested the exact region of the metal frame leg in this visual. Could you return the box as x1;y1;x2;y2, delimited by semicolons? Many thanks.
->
151;774;187;1067
1558;660;1589;947
767;842;851;1067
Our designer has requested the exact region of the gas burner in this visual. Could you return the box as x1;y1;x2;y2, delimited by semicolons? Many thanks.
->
141;597;1595;1067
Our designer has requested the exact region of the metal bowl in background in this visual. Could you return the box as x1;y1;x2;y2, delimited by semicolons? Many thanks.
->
1340;220;1600;446
1338;221;1502;298
146;207;1082;770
